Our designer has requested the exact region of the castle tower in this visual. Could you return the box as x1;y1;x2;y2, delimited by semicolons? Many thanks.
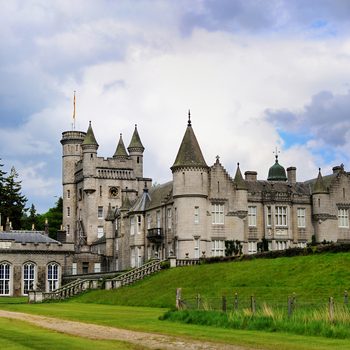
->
128;125;144;178
171;112;209;258
81;122;99;244
312;168;330;242
105;203;115;258
60;129;86;243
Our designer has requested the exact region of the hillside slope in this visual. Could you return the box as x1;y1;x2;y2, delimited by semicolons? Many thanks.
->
72;253;350;308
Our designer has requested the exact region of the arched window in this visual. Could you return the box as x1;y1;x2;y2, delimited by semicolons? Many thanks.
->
47;263;60;292
23;263;36;295
0;263;10;295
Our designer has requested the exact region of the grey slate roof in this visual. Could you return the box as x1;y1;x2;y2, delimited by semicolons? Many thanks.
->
0;231;60;244
246;180;311;195
147;181;173;210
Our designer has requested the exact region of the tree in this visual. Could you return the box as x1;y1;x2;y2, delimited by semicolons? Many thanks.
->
37;197;63;238
1;166;27;230
21;203;39;230
0;160;7;228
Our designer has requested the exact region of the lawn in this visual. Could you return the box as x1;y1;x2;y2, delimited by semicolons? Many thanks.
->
1;302;350;350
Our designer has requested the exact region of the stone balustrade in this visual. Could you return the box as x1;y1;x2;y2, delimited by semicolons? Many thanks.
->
175;258;200;267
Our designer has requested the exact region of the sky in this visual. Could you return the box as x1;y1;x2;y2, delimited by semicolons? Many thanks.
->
1;0;350;213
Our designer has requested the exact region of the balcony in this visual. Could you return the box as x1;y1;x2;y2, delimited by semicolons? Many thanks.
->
147;228;164;244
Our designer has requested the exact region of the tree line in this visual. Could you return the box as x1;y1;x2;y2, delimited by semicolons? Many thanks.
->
0;159;62;238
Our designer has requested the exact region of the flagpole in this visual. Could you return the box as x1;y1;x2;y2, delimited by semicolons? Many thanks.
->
72;90;76;130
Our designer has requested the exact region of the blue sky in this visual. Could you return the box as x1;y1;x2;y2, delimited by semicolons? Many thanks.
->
1;0;350;213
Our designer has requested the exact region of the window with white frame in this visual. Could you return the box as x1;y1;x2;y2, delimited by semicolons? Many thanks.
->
167;208;172;229
23;262;35;295
275;206;287;226
212;204;224;224
97;226;104;238
338;208;349;228
0;263;10;295
47;263;59;292
266;206;272;226
156;211;161;228
72;263;77;275
248;206;257;227
212;240;225;257
147;214;151;230
98;206;104;219
194;238;200;258
130;217;135;235
194;206;200;224
297;208;306;228
248;241;257;254
137;215;142;234
94;263;101;273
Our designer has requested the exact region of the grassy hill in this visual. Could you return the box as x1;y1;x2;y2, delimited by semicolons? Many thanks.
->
72;252;350;308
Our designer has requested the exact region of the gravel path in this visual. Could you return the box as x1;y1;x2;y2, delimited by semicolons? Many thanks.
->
0;310;256;350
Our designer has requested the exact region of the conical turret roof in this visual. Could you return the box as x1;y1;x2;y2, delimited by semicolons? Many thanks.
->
105;203;116;221
171;112;208;170
113;134;129;159
267;155;287;181
128;124;144;152
313;168;328;194
82;121;99;146
234;163;247;190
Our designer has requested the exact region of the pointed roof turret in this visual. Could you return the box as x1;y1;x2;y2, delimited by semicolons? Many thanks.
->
113;133;129;159
234;163;247;190
130;184;151;212
105;203;116;221
171;111;208;170
313;168;328;194
128;124;144;153
120;191;132;211
82;121;99;147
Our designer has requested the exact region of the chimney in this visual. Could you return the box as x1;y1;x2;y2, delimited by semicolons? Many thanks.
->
244;171;257;181
5;217;11;232
287;167;296;184
333;165;344;174
44;218;49;236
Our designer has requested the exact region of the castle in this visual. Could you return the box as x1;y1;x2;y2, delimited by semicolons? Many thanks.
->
61;113;350;274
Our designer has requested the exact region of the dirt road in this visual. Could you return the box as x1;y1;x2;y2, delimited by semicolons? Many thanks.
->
0;309;255;350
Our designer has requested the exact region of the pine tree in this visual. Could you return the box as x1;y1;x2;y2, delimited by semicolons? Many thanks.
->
0;159;7;229
2;166;27;229
38;197;63;238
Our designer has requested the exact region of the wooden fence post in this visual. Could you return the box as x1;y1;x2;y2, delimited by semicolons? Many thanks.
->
344;290;348;305
176;288;182;310
329;297;334;323
234;292;238;311
251;295;256;314
222;295;227;312
196;293;201;309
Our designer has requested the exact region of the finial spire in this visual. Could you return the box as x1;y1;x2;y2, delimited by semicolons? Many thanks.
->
188;109;191;127
273;147;280;162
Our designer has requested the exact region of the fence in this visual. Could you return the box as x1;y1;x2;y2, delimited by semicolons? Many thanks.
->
175;288;350;320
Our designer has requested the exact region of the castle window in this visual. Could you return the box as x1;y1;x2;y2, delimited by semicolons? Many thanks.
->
167;209;172;229
156;211;161;228
72;263;77;275
67;207;70;217
97;226;104;238
0;263;10;295
275;206;287;227
212;204;224;225
94;263;101;273
338;209;349;228
47;263;59;292
66;224;70;235
212;240;225;257
297;208;306;228
248;206;257;227
248;241;257;254
137;156;140;164
147;214;151;230
137;215;142;234
130;217;136;235
67;190;70;199
194;238;200;258
98;206;104;219
266;206;272;226
100;186;102;197
23;263;35;295
194;206;200;224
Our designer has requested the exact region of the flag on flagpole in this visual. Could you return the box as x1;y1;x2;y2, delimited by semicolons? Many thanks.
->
73;91;76;120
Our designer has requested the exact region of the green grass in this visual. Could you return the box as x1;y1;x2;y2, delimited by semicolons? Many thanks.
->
74;253;350;308
0;316;148;350
1;303;350;350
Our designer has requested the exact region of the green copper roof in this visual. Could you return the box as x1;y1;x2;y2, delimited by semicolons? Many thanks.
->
128;125;144;152
312;168;328;194
113;134;129;158
267;156;287;181
82;121;98;146
171;114;208;170
234;163;247;190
